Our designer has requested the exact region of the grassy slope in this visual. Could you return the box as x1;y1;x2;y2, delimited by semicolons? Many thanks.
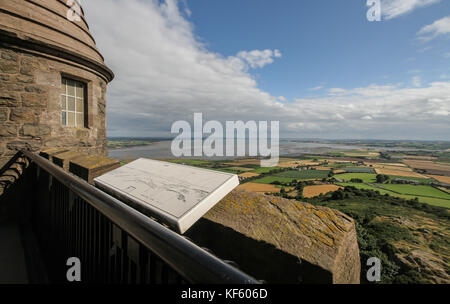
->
305;190;450;284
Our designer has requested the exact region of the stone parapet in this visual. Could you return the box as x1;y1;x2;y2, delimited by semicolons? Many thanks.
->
46;149;120;183
39;147;70;161
185;189;361;284
69;155;121;184
52;151;85;171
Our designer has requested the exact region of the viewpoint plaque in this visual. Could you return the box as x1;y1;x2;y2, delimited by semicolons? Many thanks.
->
94;158;239;233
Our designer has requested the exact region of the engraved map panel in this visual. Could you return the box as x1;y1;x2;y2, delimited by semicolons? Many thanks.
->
94;158;235;218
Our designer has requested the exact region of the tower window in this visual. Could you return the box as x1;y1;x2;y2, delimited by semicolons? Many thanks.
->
61;78;85;127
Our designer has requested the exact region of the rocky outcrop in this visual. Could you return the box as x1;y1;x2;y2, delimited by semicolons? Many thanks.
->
186;190;361;284
371;215;450;284
396;250;450;284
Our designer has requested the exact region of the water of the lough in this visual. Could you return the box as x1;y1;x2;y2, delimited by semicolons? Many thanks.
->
108;139;416;160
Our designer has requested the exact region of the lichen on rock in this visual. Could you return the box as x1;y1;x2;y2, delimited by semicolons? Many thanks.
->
186;189;361;284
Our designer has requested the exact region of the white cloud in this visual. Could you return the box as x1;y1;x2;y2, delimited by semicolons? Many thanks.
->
292;82;450;138
83;0;450;140
333;113;345;120
328;88;347;95
412;76;422;87
309;86;324;91
236;49;282;69
381;0;441;20
417;16;450;41
179;0;192;17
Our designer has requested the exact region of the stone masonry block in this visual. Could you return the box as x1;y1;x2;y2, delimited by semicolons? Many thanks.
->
69;155;120;184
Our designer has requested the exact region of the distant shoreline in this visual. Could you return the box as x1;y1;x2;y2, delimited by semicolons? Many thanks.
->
107;139;450;162
107;139;164;150
106;138;450;152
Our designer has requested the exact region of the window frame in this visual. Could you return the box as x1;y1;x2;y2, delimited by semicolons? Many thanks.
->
61;77;87;128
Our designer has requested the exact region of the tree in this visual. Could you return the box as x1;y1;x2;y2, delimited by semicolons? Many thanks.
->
376;174;389;183
350;178;364;183
331;190;345;200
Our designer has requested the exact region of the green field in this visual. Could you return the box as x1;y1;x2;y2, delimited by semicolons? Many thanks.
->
337;182;450;208
325;163;349;168
253;176;299;184
254;169;330;184
387;175;434;184
343;167;375;173
336;172;434;184
413;197;450;208
276;170;330;178
337;183;397;195
250;167;282;174
216;168;245;174
381;184;450;200
334;173;377;183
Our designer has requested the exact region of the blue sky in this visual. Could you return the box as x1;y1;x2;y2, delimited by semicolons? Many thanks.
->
84;0;450;140
187;0;449;100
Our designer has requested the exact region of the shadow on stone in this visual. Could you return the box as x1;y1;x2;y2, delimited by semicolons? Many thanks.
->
186;218;332;284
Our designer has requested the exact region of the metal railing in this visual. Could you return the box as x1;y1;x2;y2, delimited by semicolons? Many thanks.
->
21;151;259;284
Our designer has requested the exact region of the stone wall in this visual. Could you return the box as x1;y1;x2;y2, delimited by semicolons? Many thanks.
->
0;47;107;167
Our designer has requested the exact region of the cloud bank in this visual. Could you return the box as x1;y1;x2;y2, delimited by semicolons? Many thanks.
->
83;0;450;140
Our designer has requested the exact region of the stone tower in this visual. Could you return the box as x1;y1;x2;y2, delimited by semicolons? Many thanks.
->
0;0;114;167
